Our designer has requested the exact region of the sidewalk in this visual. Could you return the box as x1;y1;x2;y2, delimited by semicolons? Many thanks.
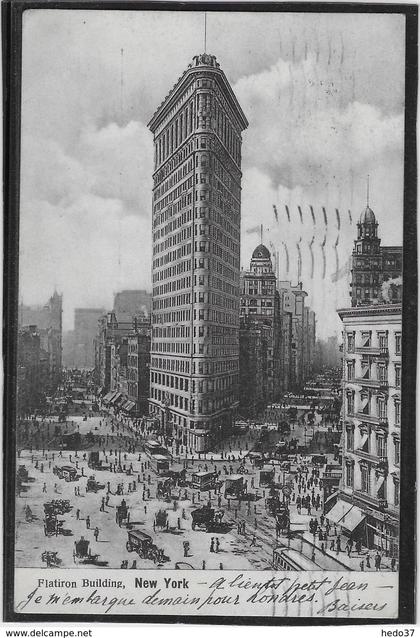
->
301;531;395;571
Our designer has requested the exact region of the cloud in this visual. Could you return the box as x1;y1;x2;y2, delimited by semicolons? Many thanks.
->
20;195;152;324
18;11;406;337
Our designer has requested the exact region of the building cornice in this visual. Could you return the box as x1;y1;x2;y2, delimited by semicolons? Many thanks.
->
148;55;248;133
338;304;402;319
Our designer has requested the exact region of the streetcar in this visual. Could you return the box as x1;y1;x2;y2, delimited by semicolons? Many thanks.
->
149;454;170;475
191;471;216;491
144;440;170;459
273;547;319;571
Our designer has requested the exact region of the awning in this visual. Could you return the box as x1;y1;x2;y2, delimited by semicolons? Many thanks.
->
325;500;353;524
340;505;366;532
376;475;385;493
124;401;136;413
358;433;369;449
114;394;126;406
103;391;116;403
109;392;122;405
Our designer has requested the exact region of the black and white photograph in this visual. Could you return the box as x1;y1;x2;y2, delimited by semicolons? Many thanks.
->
4;2;416;623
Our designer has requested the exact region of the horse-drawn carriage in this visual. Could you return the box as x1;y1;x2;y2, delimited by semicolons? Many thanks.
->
41;550;61;567
274;504;290;537
53;465;79;482
191;505;224;531
17;465;29;482
44;500;72;516
266;491;291;536
43;515;64;537
88;451;108;471
86;475;105;493
224;475;246;499
126;530;165;564
115;500;130;527
73;536;100;564
155;508;168;530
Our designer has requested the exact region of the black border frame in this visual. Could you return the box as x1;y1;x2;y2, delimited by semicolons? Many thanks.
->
3;0;417;625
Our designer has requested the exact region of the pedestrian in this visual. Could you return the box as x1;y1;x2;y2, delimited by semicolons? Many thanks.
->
86;516;90;529
42;482;47;493
391;557;396;571
210;538;215;553
360;560;365;571
366;554;371;569
375;552;381;571
94;527;99;541
76;509;80;520
215;538;220;552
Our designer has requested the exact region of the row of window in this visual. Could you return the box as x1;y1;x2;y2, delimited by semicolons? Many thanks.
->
346;390;401;424
152;309;191;324
153;158;194;201
346;427;400;464
153;209;193;242
151;371;189;391
346;360;401;386
151;356;190;374
346;330;401;354
152;258;191;284
152;241;192;269
153;341;190;354
345;462;399;507
150;356;238;376
153;275;192;297
155;99;195;166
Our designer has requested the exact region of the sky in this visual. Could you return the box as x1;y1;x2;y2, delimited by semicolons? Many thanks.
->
19;10;405;337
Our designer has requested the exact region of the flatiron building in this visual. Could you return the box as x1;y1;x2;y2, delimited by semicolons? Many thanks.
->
148;54;248;451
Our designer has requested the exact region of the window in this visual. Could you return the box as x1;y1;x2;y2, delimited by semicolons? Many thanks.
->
347;361;355;380
378;364;388;383
347;332;355;353
376;436;387;458
346;391;355;415
378;332;388;351
394;401;401;426
393;479;400;507
346;462;354;488
377;397;387;420
395;332;401;355
361;331;371;348
360;392;370;415
360;464;370;494
394;438;400;465
395;365;401;388
361;359;371;379
346;427;354;450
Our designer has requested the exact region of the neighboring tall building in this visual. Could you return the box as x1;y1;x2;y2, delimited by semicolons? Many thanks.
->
278;281;315;390
71;308;106;369
127;320;151;416
240;244;281;408
333;205;402;557
18;291;63;391
148;53;248;451
239;319;269;417
113;290;151;322
17;326;49;415
336;303;401;557
350;204;403;307
94;311;138;392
